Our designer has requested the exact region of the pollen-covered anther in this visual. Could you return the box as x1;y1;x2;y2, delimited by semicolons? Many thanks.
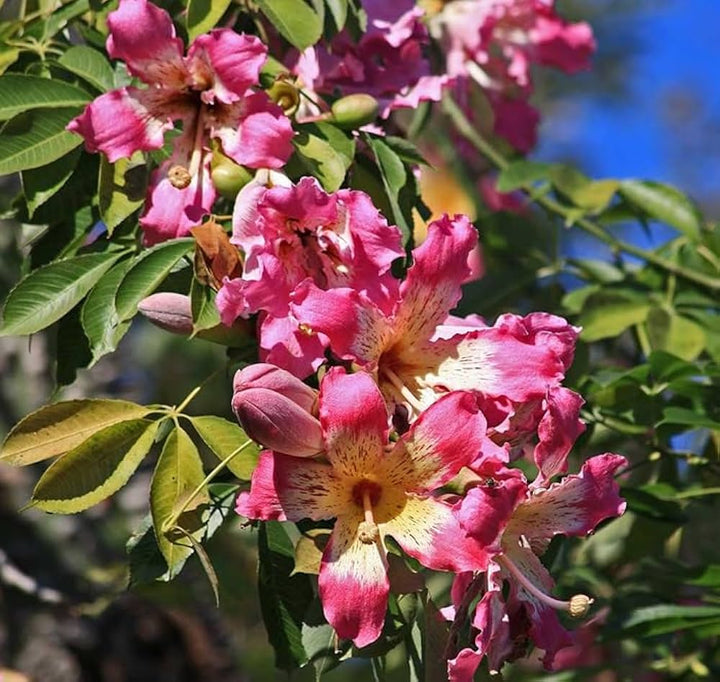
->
168;165;192;189
298;323;314;336
358;520;380;544
569;594;594;618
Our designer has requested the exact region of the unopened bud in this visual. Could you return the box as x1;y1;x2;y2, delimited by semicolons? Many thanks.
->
568;594;594;618
211;151;253;200
138;293;194;334
138;292;252;347
168;165;192;189
267;79;300;116
232;369;323;457
233;363;317;414
330;94;379;130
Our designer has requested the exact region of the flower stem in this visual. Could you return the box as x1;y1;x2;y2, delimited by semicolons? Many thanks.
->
441;96;720;293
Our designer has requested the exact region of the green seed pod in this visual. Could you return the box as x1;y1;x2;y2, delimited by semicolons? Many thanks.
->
210;151;253;200
330;94;380;130
267;79;300;116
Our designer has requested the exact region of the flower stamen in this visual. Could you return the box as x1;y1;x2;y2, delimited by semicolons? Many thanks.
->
357;488;380;544
497;554;593;618
382;366;426;414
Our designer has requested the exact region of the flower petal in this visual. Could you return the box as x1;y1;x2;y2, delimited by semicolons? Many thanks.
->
319;368;389;477
106;0;186;85
212;93;294;169
532;387;585;485
509;453;627;541
236;450;349;522
382;495;492;572
292;283;394;365
319;515;389;647
140;156;216;245
187;30;266;103
456;469;527;549
394;215;477;345
257;312;328;379
67;87;176;162
425;325;567;403
394;390;487;490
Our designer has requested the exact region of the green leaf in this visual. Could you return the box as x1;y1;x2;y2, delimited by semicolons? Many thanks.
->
496;160;551;192
190;415;260;480
81;258;134;366
381;136;428;167
187;0;233;39
98;152;146;235
551;165;619;212
324;0;348;31
578;297;651;342
659;407;720;431
621;487;687;523
0;251;124;336
190;278;221;334
57;45;114;92
0;75;90;121
645;307;706;361
21;147;81;217
150;426;209;577
621;604;720;637
115;239;194;321
254;0;323;50
55;303;92;386
127;515;169;587
0;399;152;466
293;122;354;192
620;180;703;240
31;419;159;513
258;521;313;670
0;107;84;174
366;135;416;242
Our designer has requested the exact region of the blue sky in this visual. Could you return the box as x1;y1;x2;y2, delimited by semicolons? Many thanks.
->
537;0;720;213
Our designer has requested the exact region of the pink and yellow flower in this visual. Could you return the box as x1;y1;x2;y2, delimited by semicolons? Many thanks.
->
292;214;578;416
67;0;293;244
237;368;495;647
447;452;627;676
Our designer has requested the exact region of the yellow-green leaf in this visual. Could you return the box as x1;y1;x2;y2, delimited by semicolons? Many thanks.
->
31;419;159;513
1;399;151;466
190;415;260;480
150;427;209;577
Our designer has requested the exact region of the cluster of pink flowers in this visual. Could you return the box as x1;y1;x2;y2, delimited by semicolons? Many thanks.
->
227;201;626;671
68;0;624;673
430;0;595;151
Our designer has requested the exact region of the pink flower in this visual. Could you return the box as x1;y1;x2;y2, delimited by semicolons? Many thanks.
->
237;369;494;647
67;0;293;244
431;0;595;151
292;214;578;416
448;453;627;676
292;0;448;117
217;175;403;377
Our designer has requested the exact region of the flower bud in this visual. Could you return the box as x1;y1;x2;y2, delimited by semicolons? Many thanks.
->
233;363;318;414
232;386;323;457
211;151;253;200
138;292;253;346
138;292;194;335
330;94;379;130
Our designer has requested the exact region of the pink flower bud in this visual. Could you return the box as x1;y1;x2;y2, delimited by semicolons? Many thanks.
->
232;364;322;457
137;292;193;335
233;363;317;414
